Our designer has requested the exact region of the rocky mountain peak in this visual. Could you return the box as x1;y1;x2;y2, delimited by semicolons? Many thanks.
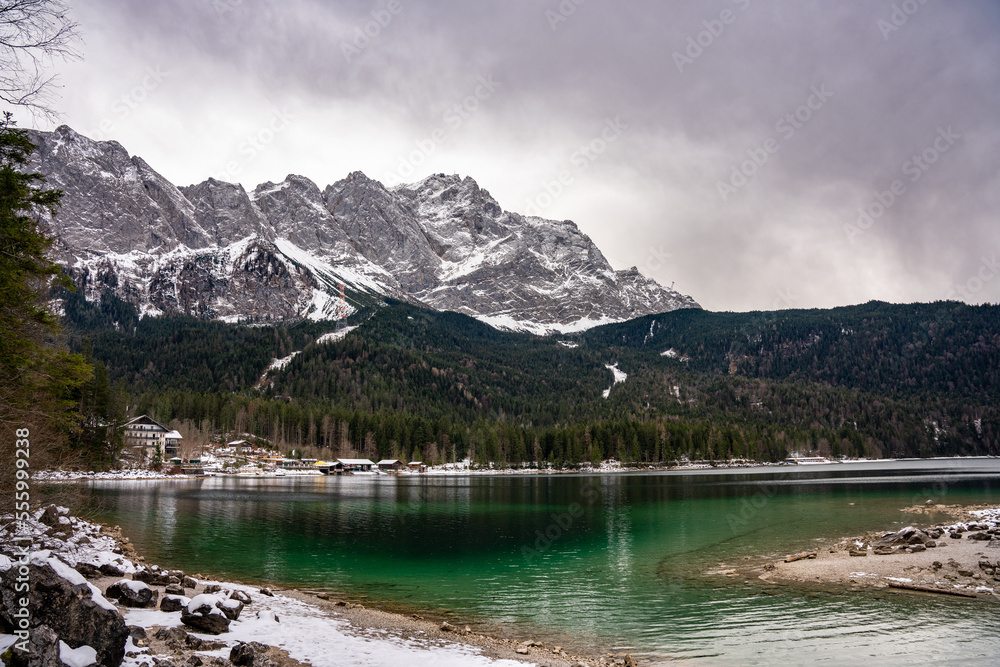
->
29;126;699;333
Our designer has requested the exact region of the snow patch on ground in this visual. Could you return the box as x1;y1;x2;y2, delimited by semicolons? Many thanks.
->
317;326;359;344
602;363;627;399
473;312;625;336
266;352;299;372
125;583;526;667
59;641;98;667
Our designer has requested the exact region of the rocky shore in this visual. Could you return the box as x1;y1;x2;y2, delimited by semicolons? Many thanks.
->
716;504;1000;599
0;507;637;667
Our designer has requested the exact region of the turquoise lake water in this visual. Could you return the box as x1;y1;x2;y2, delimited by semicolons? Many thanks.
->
83;459;1000;664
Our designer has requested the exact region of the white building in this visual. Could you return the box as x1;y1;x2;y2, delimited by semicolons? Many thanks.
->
123;415;183;462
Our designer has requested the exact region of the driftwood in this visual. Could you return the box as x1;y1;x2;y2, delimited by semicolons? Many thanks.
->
784;551;818;563
888;582;978;598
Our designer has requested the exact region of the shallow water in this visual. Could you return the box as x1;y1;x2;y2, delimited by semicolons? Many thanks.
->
83;459;1000;664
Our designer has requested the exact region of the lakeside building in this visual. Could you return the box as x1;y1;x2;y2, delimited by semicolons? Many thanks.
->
377;459;404;471
123;416;183;462
163;430;183;458
336;458;376;472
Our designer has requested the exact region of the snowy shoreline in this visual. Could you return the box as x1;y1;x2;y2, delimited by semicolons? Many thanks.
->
0;507;625;667
30;455;1000;483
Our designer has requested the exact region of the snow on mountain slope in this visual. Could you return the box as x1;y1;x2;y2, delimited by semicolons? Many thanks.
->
28;126;699;332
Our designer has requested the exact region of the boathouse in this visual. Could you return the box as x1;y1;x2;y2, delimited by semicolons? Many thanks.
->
377;459;404;471
336;458;376;472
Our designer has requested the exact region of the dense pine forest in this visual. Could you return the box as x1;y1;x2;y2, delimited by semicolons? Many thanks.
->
61;289;1000;468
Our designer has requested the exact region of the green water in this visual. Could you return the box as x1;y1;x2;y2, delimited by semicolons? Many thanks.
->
83;460;1000;664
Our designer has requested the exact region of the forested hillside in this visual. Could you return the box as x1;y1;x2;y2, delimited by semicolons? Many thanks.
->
64;293;1000;467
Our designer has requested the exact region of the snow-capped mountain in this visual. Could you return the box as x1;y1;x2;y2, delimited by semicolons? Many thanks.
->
28;125;698;333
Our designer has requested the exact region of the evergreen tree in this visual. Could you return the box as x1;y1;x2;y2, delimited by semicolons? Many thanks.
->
0;114;91;510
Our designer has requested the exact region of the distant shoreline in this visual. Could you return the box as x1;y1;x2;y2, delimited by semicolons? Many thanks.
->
32;455;1000;483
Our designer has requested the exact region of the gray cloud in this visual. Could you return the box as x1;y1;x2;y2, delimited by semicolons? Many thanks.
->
18;0;1000;311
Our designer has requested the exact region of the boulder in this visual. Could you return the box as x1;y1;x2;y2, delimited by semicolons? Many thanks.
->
1;624;61;667
218;598;244;621
133;568;158;585
910;544;926;552
258;587;273;597
106;579;158;608
165;583;186;595
873;527;930;548
182;577;198;589
230;590;253;605
0;557;128;667
187;635;225;651
950;532;964;539
203;584;222;594
98;563;124;577
75;562;102;579
969;532;992;541
230;642;275;667
38;505;68;529
230;642;255;666
161;595;190;612
154;627;191;648
180;595;230;635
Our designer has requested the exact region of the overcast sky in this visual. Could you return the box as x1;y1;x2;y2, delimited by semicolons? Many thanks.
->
16;0;1000;312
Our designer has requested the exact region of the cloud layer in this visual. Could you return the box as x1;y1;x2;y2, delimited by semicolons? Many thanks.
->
19;0;1000;311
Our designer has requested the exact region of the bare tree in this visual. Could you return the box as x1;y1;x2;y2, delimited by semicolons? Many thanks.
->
0;0;81;120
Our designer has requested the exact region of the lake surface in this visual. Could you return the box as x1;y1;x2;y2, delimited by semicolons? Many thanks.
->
82;459;1000;664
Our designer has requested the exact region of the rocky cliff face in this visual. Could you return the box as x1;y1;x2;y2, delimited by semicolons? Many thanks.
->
29;126;698;333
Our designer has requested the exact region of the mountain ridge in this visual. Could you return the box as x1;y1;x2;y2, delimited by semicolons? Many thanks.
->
29;125;698;334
